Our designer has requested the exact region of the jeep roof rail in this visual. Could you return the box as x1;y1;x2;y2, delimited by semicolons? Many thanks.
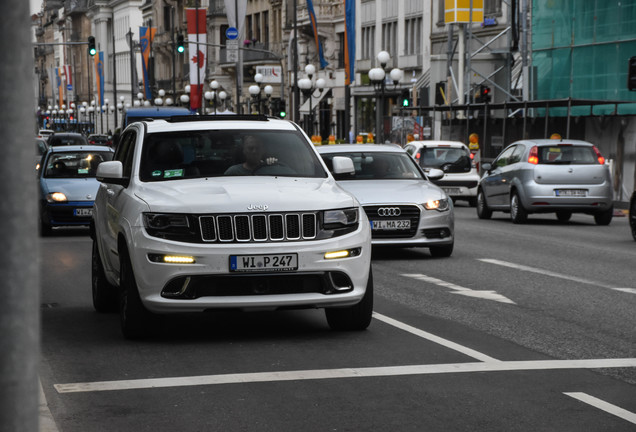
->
165;114;270;123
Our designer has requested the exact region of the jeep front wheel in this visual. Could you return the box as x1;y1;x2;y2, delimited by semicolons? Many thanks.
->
325;268;373;331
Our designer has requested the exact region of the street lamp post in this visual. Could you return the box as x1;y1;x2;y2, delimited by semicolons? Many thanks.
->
264;85;273;115
368;51;403;144
218;90;228;112
210;80;220;114
248;84;261;114
297;64;326;137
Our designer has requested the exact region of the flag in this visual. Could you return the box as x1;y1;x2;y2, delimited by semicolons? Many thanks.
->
139;26;157;100
306;0;328;69
344;0;355;85
95;51;104;108
63;64;72;87
56;67;64;107
186;8;207;111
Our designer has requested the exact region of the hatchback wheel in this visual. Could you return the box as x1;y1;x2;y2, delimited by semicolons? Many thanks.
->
510;191;528;224
594;207;613;226
556;211;572;222
630;195;636;241
476;189;492;219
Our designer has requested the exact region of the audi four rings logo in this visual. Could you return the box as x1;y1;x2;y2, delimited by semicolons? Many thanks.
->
377;207;401;217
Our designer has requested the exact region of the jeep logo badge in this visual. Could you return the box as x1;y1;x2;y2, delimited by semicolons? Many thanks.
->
247;204;269;211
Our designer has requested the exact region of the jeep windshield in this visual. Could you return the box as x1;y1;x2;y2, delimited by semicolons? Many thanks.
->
139;130;328;181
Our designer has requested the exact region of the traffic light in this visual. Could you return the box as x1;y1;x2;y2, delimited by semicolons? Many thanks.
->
435;81;446;105
477;84;491;103
88;36;96;56
628;56;636;91
400;89;411;108
176;34;185;53
275;99;286;118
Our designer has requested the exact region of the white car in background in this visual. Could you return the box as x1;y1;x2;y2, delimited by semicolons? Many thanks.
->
317;144;455;258
404;140;479;206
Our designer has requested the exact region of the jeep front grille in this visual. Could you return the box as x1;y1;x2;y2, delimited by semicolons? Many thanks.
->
199;213;317;242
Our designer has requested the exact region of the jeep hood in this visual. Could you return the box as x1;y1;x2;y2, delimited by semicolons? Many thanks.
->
135;177;357;213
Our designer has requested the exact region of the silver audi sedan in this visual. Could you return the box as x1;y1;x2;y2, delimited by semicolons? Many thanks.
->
477;139;613;224
317;144;455;257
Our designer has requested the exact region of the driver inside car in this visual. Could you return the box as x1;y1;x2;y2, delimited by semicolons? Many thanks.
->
224;135;289;176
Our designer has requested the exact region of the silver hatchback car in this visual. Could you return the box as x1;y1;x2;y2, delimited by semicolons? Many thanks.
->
477;139;613;224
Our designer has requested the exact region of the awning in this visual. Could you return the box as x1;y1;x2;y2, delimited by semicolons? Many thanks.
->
299;90;330;115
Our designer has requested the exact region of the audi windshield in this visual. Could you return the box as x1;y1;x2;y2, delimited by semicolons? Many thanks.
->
319;152;425;180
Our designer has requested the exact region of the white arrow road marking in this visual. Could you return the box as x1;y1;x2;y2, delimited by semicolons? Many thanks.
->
478;259;636;294
54;358;636;394
564;392;636;425
402;273;516;304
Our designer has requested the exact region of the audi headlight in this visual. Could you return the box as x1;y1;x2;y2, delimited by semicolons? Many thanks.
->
423;198;449;212
143;213;199;241
46;192;67;203
323;208;359;229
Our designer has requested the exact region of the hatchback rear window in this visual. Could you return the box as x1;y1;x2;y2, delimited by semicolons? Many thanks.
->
418;147;471;173
538;145;598;165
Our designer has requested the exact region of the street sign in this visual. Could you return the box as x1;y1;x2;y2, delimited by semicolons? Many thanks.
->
67;84;72;91
255;66;282;83
226;27;239;40
226;39;239;62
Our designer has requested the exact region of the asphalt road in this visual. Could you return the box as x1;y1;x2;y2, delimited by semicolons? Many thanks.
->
39;205;636;431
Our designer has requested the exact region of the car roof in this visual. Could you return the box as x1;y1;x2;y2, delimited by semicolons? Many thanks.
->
316;144;407;153
47;144;113;153
125;107;192;115
141;116;299;133
511;138;595;147
408;140;468;148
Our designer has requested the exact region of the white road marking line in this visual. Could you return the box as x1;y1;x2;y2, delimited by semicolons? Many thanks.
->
401;273;516;305
564;392;636;425
54;358;636;394
478;259;635;294
373;312;500;362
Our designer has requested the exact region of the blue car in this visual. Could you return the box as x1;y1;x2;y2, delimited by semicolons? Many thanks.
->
39;145;114;235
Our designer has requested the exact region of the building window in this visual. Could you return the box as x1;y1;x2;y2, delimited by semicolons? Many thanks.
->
361;26;375;60
405;17;422;55
382;21;397;58
338;32;345;69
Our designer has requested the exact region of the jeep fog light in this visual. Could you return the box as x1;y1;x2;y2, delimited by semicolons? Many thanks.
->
324;247;361;260
148;253;196;264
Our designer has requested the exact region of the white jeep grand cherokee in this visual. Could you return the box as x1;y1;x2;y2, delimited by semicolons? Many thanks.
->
91;115;372;338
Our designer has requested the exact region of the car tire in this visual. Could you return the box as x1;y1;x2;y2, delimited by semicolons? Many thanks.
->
119;248;154;339
92;240;118;313
325;268;373;331
556;211;572;222
429;242;454;258
510;191;528;224
630;194;636;241
476;189;492;219
594;207;613;226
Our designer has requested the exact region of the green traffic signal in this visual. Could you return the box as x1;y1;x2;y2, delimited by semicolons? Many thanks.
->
176;34;185;53
279;110;286;118
88;36;96;56
402;97;410;107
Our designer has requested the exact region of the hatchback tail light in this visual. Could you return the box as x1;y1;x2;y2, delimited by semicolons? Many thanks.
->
528;146;539;164
592;146;605;165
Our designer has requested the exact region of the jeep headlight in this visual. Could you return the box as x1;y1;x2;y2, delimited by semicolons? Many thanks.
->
143;213;198;241
323;208;359;229
423;198;449;212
